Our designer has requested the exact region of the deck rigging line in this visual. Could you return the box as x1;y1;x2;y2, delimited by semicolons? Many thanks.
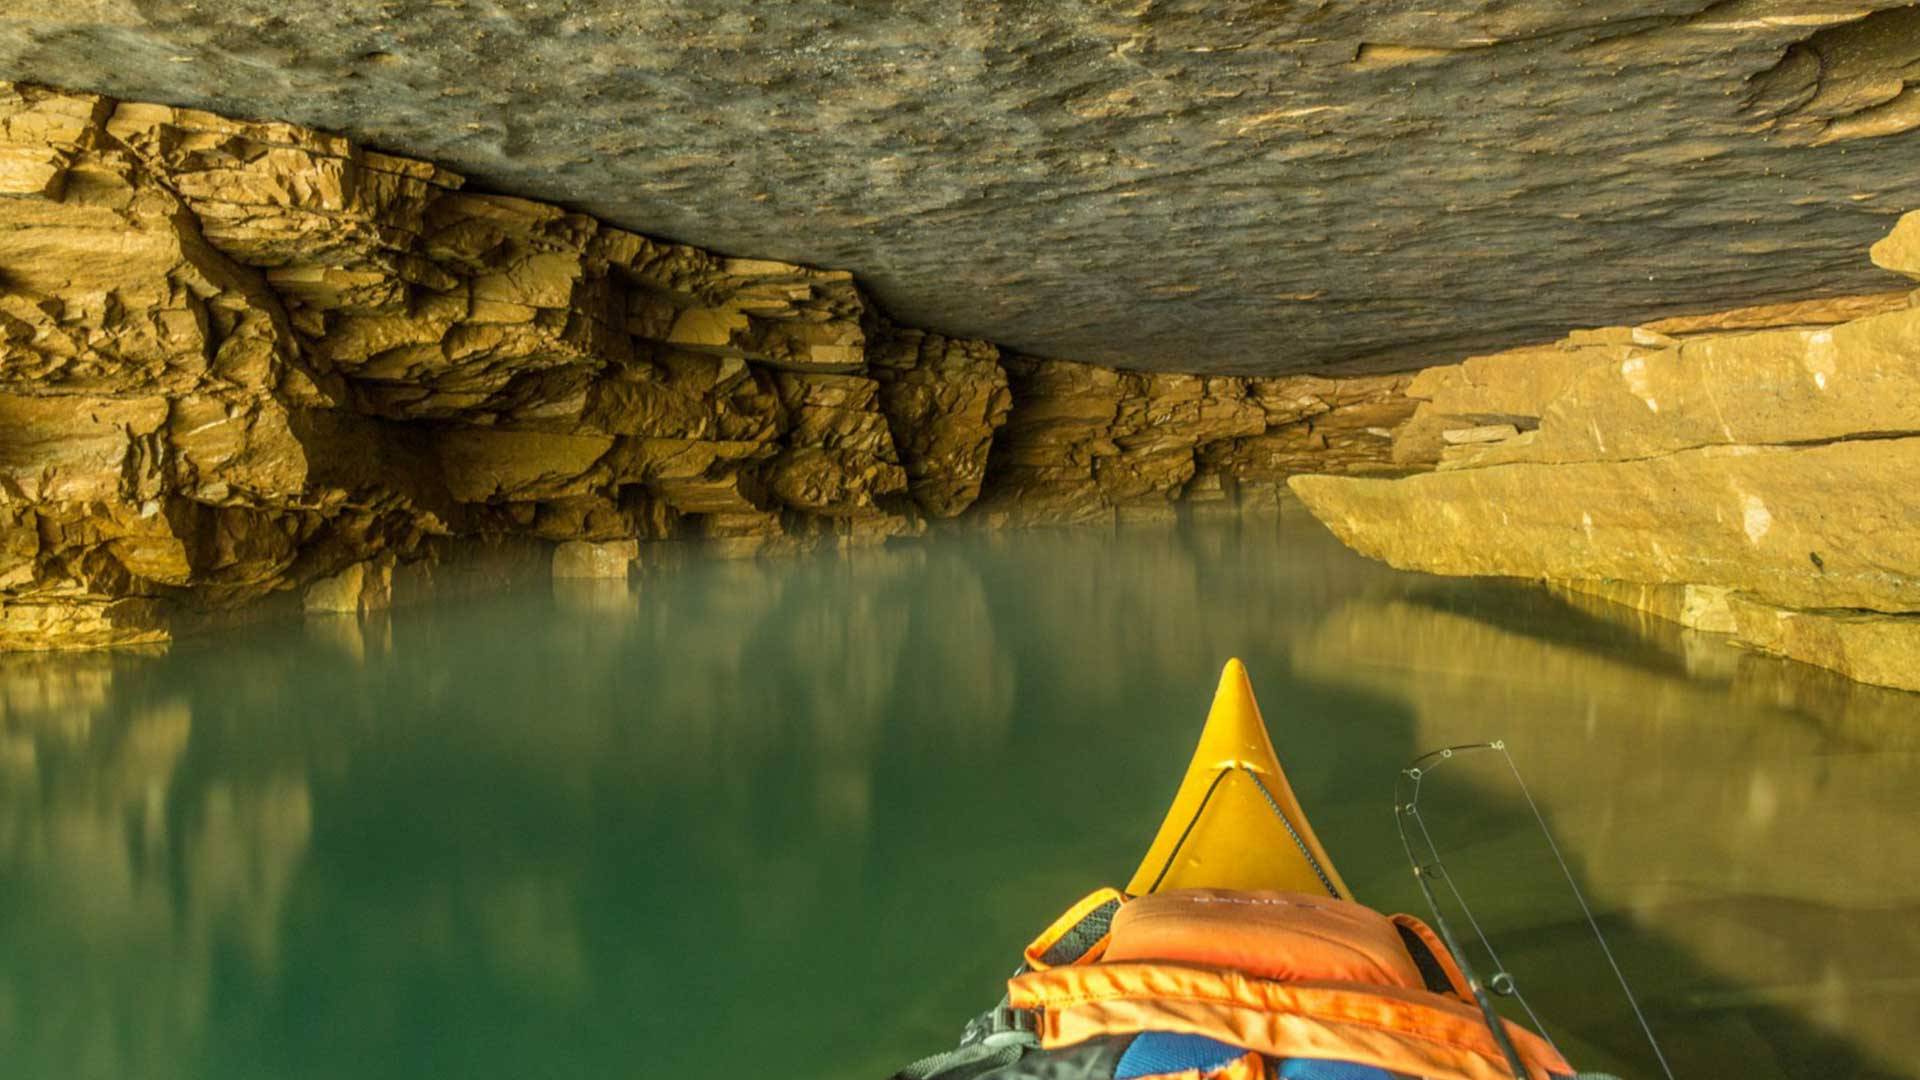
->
1147;765;1341;898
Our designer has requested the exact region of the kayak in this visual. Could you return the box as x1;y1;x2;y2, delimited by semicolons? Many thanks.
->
1125;658;1351;900
890;659;1587;1080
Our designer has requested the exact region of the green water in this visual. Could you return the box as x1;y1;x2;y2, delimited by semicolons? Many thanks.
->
3;512;1918;1079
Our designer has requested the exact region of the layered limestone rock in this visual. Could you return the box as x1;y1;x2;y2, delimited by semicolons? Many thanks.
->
0;83;1005;650
1292;216;1920;692
0;83;1411;652
976;359;1414;527
0;84;386;650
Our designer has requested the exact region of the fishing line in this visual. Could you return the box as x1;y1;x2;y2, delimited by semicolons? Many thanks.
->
1404;759;1563;1056
1397;741;1676;1080
1497;743;1677;1080
1396;746;1536;1079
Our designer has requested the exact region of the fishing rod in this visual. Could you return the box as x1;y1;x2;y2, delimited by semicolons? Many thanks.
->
1394;741;1674;1080
1396;745;1537;1078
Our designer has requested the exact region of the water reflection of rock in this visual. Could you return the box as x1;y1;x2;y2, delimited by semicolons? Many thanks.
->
1293;590;1920;1077
302;609;393;665
0;654;311;1079
531;510;1390;786
6;516;1917;1078
540;538;1021;790
960;507;1405;716
0;519;1343;1078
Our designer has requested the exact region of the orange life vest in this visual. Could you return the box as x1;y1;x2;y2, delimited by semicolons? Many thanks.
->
1011;887;1573;1080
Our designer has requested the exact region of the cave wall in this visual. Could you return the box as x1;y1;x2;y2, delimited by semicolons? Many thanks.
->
1291;224;1920;693
0;83;1411;652
10;78;1920;698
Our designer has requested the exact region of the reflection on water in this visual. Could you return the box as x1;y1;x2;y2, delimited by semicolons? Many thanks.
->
1;510;1916;1079
1293;588;1920;1076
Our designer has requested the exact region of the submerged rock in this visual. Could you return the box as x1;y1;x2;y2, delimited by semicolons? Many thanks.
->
304;557;394;615
551;540;638;581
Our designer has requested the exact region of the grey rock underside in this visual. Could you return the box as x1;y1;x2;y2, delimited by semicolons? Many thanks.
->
6;0;1920;373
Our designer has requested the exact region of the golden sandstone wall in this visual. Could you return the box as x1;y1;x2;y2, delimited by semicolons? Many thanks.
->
0;83;1410;651
1293;222;1920;694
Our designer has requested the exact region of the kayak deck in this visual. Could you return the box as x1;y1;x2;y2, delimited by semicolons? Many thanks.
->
1125;658;1351;899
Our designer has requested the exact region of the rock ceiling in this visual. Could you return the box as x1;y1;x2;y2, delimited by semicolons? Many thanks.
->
6;0;1920;373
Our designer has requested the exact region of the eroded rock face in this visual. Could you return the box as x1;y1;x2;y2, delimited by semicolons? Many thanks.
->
0;83;977;649
0;84;353;650
0;83;1410;651
977;358;1414;527
870;325;1011;519
1291;219;1920;692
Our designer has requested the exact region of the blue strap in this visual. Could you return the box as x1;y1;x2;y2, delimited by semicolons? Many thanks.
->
1276;1059;1404;1079
1115;1034;1421;1079
1115;1032;1249;1078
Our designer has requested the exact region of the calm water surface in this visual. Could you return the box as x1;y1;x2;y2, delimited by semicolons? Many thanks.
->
3;511;1917;1079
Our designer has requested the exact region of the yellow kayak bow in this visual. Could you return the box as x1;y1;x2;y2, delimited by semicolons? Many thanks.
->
1124;658;1351;899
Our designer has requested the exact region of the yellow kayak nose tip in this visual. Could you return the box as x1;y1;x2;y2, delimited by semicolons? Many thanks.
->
1199;658;1276;775
1124;659;1351;899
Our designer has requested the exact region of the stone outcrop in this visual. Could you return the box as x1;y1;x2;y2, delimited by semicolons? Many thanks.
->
1743;6;1920;147
0;83;1411;652
1292;215;1920;692
869;326;1011;518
